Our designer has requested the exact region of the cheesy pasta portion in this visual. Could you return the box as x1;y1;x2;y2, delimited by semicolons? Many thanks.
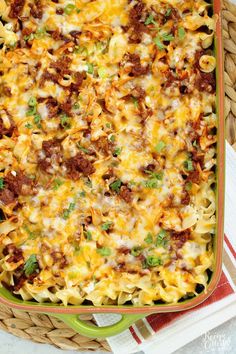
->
0;0;216;306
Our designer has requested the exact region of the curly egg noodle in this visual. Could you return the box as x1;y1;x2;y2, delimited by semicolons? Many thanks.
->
0;0;217;306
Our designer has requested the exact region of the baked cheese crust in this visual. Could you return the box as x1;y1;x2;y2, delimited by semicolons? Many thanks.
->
0;0;216;305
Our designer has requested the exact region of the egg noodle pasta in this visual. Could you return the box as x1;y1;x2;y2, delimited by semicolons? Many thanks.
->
0;0;217;306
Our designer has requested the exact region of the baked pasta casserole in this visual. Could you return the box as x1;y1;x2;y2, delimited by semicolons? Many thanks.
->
0;0;217;306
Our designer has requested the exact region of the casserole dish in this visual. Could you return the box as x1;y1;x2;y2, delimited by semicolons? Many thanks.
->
0;0;224;338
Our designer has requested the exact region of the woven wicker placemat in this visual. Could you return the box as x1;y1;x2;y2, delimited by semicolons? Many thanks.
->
0;0;235;352
224;0;236;150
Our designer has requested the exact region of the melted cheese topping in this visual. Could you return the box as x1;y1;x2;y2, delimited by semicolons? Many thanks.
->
0;0;216;305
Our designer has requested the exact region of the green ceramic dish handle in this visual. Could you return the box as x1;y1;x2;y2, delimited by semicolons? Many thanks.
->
53;313;144;338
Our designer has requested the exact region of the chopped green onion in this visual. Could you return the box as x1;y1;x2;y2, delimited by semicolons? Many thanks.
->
165;8;172;17
106;122;111;129
132;97;138;108
60;114;71;129
110;179;122;193
146;255;162;267
33;114;41;128
144;170;163;180
184;159;194;171
157;229;167;238
79;191;86;197
34;27;48;39
26;107;37;116
25;122;33;129
73;102;80;110
193;140;198;148
53;178;63;190
144;232;153;244
128;180;136;187
185;182;192;191
109;135;115;142
62;210;70;219
33;114;41;124
24;33;34;41
24;226;37;240
62;203;76;219
85;179;92;188
24;254;38;276
131;246;142;257
156;229;168;246
143;179;159;189
0;178;4;190
161;32;174;41
155;141;166;153
178;27;186;39
145;14;156;25
76;8;81;13
87;63;94;74
64;4;75;15
101;221;113;231
97;247;111;256
68;203;76;211
84;230;92;240
98;67;107;78
28;97;37;107
153;36;165;50
74;46;88;56
77;143;89;154
113;147;122;157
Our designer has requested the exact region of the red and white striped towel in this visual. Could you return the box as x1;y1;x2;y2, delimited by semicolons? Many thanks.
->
94;142;236;354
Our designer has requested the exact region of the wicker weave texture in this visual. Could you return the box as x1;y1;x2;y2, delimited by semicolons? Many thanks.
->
223;0;236;149
0;0;235;352
0;304;111;351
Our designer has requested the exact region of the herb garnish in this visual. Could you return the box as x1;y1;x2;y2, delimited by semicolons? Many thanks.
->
24;226;38;240
53;178;64;190
155;141;166;153
97;247;111;256
110;179;122;193
184;159;194;171
98;67;107;78
146;256;162;267
84;230;92;240
131;246;142;257
161;32;175;41
26;97;41;128
77;143;89;154
62;203;76;219
165;8;172;17
24;254;38;276
87;63;94;74
109;135;115;142
101;221;113;231
156;229;168;247
132;97;139;108
153;36;165;50
60;114;71;129
143;170;163;189
25;122;33;129
113;147;122;157
185;182;192;191
145;14;157;25
144;232;153;244
178;27;186;39
0;178;4;190
64;4;75;15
